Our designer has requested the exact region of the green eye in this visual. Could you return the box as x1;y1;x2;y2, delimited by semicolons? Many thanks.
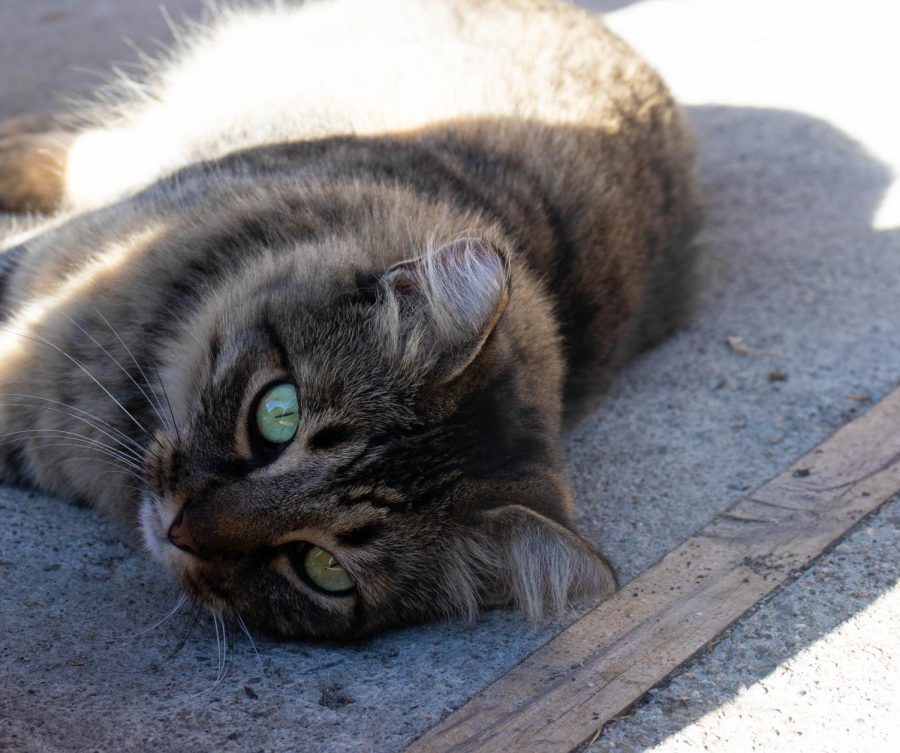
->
303;546;354;593
255;382;299;444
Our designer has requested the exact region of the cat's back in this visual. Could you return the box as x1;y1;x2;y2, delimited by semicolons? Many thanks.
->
45;0;696;410
143;0;651;138
65;0;678;206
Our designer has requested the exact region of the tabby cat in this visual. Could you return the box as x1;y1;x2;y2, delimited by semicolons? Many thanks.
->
0;0;696;639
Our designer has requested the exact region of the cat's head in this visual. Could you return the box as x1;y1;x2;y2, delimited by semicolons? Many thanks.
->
140;237;616;638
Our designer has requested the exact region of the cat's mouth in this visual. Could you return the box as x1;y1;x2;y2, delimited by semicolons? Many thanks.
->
139;490;238;615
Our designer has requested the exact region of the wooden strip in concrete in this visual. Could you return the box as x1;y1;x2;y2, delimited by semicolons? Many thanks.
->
407;387;900;753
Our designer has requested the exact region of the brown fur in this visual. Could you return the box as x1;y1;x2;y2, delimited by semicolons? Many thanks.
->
0;0;696;639
0;131;71;212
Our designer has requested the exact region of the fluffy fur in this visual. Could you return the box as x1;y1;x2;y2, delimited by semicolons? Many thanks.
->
0;0;696;638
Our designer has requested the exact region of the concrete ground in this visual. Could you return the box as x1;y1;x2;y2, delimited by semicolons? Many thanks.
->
1;1;898;752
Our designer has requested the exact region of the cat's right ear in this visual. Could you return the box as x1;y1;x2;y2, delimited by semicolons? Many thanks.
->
377;238;510;381
469;505;618;621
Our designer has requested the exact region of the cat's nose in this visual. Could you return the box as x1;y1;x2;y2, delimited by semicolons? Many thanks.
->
168;509;197;555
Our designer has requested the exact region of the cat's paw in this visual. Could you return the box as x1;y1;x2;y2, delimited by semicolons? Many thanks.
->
0;112;72;139
0;128;73;213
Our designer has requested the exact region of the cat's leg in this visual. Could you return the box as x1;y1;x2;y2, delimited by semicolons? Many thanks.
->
0;114;171;213
0;126;74;213
0;112;74;139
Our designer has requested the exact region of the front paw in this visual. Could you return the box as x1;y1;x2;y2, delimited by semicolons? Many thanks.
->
0;130;73;213
0;112;73;139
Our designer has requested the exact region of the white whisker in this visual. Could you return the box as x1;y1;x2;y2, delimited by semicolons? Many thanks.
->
213;612;223;678
0;394;148;457
92;307;176;438
0;325;152;438
62;310;174;435
179;612;233;700
48;456;144;481
0;422;144;464
236;612;267;684
0;431;143;470
132;593;189;637
218;617;229;685
1;440;144;472
152;363;182;444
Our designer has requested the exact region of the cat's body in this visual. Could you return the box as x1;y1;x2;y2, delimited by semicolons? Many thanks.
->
0;0;696;638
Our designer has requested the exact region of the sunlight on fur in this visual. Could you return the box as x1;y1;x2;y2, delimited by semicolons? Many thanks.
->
0;226;160;364
62;0;642;210
0;0;696;639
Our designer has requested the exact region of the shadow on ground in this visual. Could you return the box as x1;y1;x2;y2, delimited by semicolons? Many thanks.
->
567;104;900;582
569;103;900;749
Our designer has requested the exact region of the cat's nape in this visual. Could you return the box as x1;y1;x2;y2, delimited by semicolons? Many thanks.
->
0;0;696;639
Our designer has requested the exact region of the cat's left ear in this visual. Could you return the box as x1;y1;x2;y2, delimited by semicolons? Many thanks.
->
470;505;618;620
379;238;510;381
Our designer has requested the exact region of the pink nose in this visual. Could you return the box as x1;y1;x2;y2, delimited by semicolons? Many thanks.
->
168;509;197;554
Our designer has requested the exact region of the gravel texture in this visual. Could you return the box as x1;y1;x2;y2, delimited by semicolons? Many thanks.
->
589;497;899;753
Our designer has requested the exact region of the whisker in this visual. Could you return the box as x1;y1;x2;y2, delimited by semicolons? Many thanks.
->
213;612;223;678
1;441;144;473
0;424;144;464
162;601;204;662
62;310;174;436
0;441;142;478
93;310;180;450
152;364;181;444
217;617;231;687
0;325;152;438
0;429;141;463
131;593;189;637
0;394;149;458
236;612;267;684
180;612;232;700
219;616;229;684
50;456;144;481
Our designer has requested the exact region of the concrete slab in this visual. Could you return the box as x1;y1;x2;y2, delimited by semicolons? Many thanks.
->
589;496;900;753
1;1;898;751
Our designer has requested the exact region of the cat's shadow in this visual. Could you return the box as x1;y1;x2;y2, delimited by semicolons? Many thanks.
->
564;103;900;748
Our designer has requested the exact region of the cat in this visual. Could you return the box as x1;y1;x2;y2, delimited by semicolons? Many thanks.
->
0;0;696;639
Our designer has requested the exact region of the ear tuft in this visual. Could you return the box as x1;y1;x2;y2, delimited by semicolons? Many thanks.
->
472;505;617;621
380;238;510;378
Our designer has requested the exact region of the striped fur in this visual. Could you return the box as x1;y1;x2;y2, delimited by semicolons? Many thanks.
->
0;0;695;638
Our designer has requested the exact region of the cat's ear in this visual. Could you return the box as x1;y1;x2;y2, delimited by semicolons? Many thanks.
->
471;505;618;620
379;238;510;380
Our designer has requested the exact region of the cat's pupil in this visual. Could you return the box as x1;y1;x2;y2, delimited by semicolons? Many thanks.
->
255;382;299;444
285;543;355;594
